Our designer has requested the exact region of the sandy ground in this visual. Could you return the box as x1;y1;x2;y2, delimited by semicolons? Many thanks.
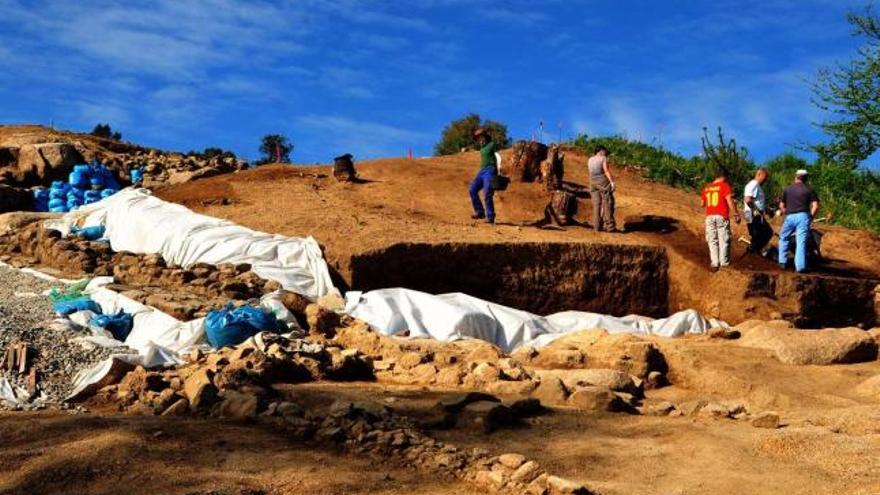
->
0;411;476;495
5;331;879;495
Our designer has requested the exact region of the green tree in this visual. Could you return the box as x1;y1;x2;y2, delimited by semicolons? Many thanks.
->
761;152;810;205
91;123;122;141
812;6;880;166
700;126;754;192
258;134;293;164
434;113;511;156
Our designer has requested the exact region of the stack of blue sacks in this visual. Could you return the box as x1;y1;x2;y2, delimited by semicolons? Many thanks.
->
34;162;122;213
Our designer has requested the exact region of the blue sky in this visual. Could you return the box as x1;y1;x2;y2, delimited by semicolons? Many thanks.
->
0;0;871;164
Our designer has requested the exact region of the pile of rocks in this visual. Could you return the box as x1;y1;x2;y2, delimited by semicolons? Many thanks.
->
0;137;246;191
511;329;669;379
285;399;594;495
0;224;313;321
0;224;115;276
109;148;245;187
93;332;373;416
331;322;653;410
530;368;647;411
110;254;292;320
640;398;782;429
333;322;540;395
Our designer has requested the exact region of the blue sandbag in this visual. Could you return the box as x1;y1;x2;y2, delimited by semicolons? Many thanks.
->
33;188;49;200
100;188;117;198
130;168;144;185
48;198;65;209
53;297;101;316
90;163;120;190
69;170;89;188
73;164;90;174
83;191;101;205
90;310;133;341
70;225;105;240
49;206;68;213
67;189;84;200
204;303;280;349
49;188;67;200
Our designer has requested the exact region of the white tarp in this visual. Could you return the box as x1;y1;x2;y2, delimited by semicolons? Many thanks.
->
344;288;723;352
45;188;337;301
66;277;209;400
67;280;304;400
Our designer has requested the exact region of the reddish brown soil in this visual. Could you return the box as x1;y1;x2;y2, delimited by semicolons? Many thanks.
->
0;411;475;495
156;151;880;325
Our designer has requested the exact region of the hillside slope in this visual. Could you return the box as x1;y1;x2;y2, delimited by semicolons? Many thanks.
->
157;150;880;326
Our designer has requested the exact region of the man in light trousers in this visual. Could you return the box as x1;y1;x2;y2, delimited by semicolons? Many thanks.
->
701;167;741;271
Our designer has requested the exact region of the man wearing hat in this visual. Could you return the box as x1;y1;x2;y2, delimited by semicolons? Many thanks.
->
778;169;820;273
468;128;498;224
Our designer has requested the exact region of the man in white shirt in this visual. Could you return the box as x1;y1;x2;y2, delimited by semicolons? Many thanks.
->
743;168;771;254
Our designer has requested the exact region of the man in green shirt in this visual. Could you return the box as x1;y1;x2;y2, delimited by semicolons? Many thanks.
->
469;128;498;223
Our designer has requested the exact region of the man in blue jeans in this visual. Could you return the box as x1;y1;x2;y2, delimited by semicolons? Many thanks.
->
469;128;498;224
778;169;820;273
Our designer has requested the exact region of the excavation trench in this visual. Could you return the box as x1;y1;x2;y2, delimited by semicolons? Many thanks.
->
348;242;670;317
347;241;879;327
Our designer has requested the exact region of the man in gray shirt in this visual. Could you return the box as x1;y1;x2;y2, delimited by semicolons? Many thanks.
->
778;169;820;273
588;146;618;232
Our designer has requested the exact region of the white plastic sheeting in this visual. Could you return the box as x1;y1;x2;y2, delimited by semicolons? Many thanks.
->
45;188;337;301
66;280;308;400
66;277;209;400
344;288;723;352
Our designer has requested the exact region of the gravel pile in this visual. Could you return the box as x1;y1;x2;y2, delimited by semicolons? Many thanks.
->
0;265;133;409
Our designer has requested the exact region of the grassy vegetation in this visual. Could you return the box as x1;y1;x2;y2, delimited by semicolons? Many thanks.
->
570;134;880;233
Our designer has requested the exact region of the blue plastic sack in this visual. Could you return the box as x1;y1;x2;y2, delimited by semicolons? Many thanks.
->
204;303;280;348
90;163;120;190
67;188;84;199
100;188;117;198
130;168;144;185
49;189;67;200
69;170;89;188
73;164;90;174
53;297;101;316
48;198;65;209
83;191;101;205
49;206;68;213
70;225;105;240
90;310;133;341
33;188;49;200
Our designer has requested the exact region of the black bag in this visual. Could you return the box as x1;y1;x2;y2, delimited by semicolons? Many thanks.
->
333;153;356;182
491;174;510;191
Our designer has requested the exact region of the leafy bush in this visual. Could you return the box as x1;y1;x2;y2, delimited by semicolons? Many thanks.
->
570;134;714;190
187;147;237;160
90;123;122;141
434;113;511;156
